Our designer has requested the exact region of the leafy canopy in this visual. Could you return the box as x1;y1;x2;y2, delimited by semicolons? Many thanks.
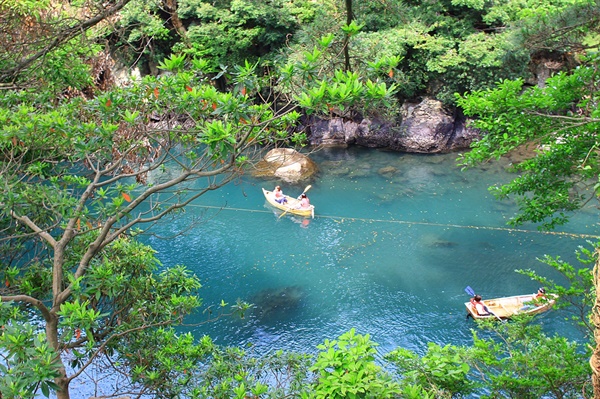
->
457;54;600;229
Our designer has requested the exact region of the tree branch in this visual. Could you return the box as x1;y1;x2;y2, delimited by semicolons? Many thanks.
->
0;0;133;82
65;319;175;383
1;294;53;322
9;211;57;248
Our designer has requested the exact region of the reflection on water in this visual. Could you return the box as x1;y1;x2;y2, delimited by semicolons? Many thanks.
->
143;147;596;356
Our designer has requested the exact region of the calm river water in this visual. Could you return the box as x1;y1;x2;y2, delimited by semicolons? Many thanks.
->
143;146;597;356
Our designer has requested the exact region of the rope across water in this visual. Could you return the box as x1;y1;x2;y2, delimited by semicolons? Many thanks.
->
187;204;600;240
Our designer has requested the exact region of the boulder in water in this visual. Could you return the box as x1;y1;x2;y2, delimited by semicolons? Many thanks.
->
253;148;317;183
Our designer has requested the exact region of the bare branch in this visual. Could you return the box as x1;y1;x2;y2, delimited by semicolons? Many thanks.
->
527;111;600;124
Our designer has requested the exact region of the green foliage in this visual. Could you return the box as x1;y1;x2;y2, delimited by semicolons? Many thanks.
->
353;1;407;32
0;55;303;234
118;0;171;43
0;42;397;397
398;384;436;399
0;234;205;397
286;0;535;104
341;20;364;37
0;321;61;398
468;320;591;399
387;343;473;397
0;1;103;93
0;261;52;298
157;53;187;72
516;241;597;337
124;328;214;397
457;54;600;229
284;0;600;105
2;2;598;397
310;328;400;399
280;40;398;117
1;0;51;16
2;44;95;99
499;0;600;53
37;42;97;96
186;346;312;399
115;0;315;69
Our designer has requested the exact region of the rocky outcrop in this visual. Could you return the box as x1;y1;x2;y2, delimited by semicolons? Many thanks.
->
112;53;478;155
252;148;318;183
528;50;575;88
305;97;480;153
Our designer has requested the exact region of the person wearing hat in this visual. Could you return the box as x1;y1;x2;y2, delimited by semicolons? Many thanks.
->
535;287;547;299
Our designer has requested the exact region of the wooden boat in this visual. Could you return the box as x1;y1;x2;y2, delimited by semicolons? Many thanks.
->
262;188;315;218
465;293;557;320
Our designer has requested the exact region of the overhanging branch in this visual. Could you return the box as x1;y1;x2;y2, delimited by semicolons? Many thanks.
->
0;0;133;82
9;211;57;248
1;294;53;322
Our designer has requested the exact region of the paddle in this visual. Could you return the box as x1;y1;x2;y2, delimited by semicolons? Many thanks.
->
464;286;475;297
464;286;503;321
278;185;312;219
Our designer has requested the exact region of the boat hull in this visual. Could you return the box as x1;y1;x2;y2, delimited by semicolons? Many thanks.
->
263;188;315;218
465;293;557;320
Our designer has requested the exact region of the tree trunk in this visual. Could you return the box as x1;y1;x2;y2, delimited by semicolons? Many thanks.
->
343;0;352;72
55;373;71;399
163;0;190;47
592;249;600;398
47;314;71;399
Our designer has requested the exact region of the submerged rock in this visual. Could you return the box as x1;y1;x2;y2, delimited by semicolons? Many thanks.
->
378;166;398;176
421;234;459;249
249;285;305;320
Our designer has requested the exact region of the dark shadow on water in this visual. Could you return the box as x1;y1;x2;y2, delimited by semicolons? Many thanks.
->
248;285;306;323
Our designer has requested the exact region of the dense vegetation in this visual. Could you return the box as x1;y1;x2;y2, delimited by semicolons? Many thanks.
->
1;0;599;398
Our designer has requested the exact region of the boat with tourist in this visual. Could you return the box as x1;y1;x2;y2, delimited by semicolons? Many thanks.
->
262;187;315;218
465;292;557;320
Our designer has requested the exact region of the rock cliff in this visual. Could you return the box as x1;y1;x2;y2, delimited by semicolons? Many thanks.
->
304;98;480;153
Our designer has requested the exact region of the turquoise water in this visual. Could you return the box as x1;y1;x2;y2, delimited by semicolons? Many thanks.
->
143;147;597;356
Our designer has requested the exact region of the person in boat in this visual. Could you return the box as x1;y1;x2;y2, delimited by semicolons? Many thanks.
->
470;294;492;316
297;193;310;209
521;287;547;310
273;185;287;204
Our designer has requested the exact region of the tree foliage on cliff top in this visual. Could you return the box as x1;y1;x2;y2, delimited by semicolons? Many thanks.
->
457;53;600;229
